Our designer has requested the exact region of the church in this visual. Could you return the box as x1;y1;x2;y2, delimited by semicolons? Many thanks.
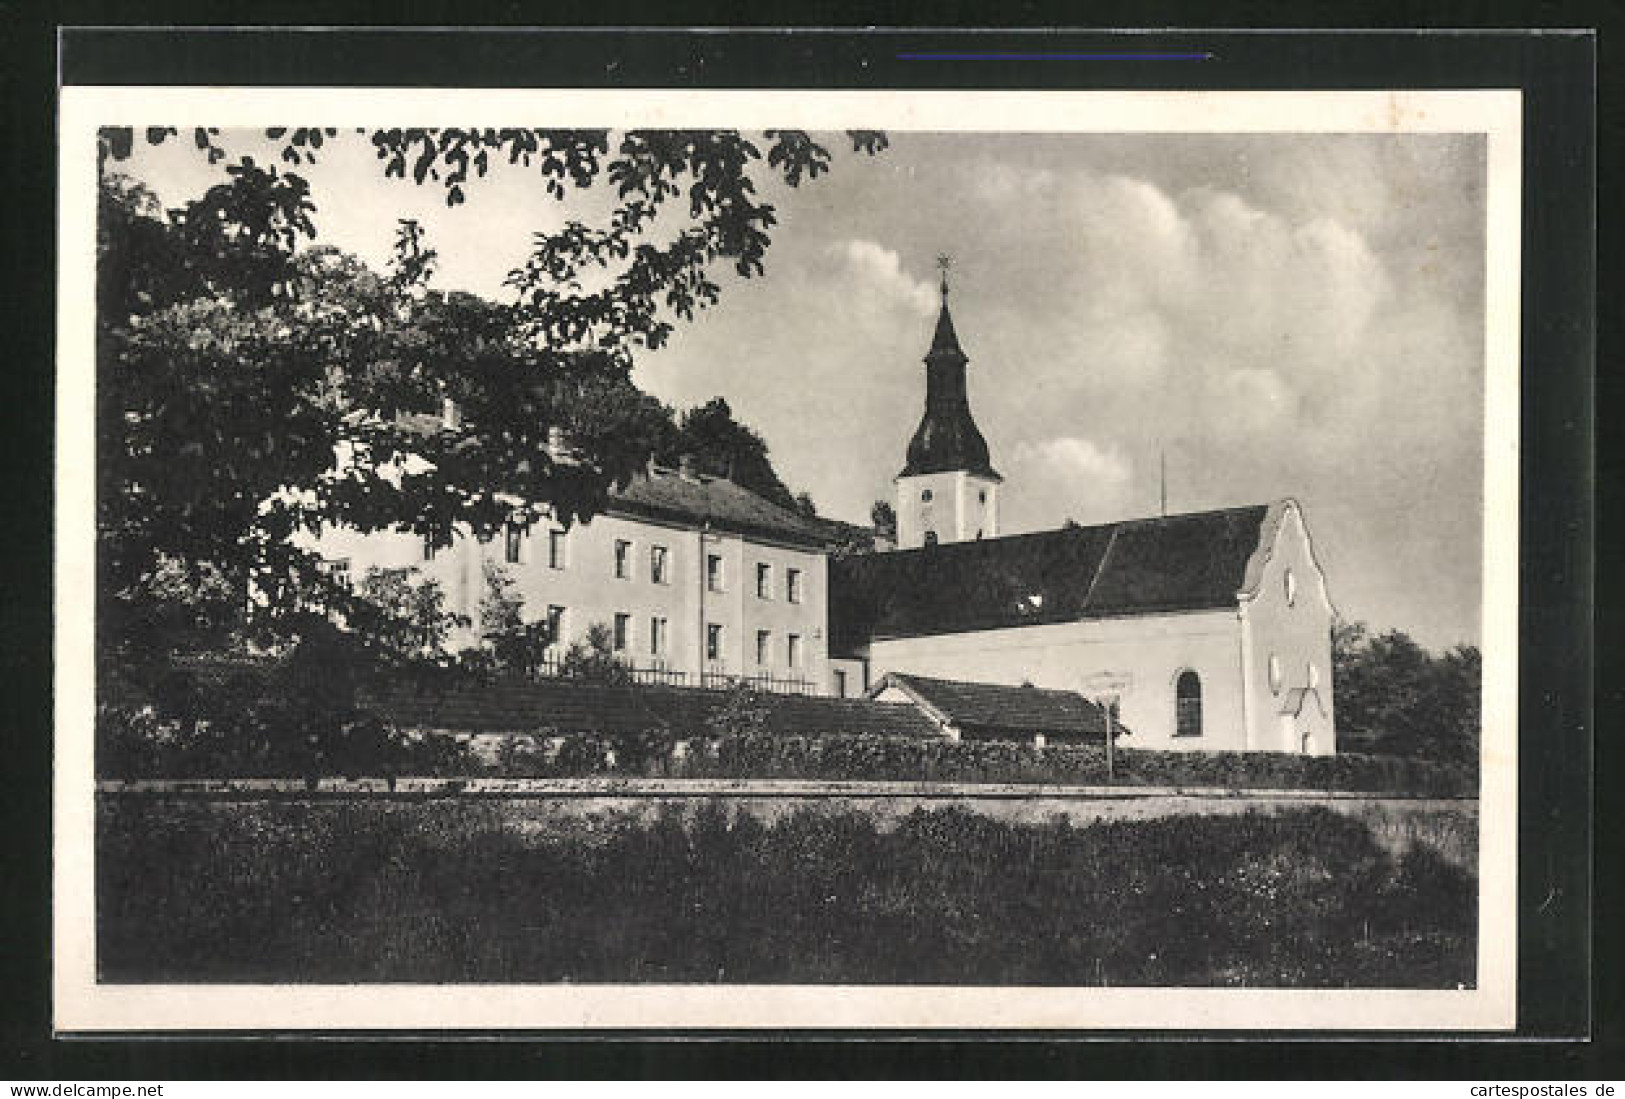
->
831;271;1338;755
313;268;1338;755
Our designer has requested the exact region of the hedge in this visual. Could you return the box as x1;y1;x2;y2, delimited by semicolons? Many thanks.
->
98;703;1476;796
97;799;1477;986
467;730;1475;796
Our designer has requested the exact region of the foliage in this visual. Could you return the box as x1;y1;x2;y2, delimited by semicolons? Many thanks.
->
97;125;884;676
557;623;633;685
354;566;466;663
448;732;1472;796
652;396;805;511
473;561;553;677
870;500;897;543
1333;619;1481;762
97;800;1476;987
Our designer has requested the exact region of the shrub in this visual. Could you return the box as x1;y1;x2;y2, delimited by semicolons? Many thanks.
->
96;801;1476;987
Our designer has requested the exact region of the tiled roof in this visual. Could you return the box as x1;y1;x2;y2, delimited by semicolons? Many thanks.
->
873;672;1112;737
830;504;1273;651
366;677;942;739
390;410;828;550
607;468;829;548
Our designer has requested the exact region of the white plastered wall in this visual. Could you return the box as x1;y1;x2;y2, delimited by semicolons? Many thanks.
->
867;610;1249;752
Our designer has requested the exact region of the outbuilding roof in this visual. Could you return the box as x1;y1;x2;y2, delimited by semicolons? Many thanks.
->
830;503;1275;652
368;677;941;739
869;672;1113;738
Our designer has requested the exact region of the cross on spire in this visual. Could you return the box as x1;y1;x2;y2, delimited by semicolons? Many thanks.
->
936;253;954;299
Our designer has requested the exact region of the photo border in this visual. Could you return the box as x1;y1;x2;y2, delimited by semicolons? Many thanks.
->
54;83;1522;1034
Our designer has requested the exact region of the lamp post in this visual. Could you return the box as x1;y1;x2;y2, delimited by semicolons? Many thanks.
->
1082;672;1132;784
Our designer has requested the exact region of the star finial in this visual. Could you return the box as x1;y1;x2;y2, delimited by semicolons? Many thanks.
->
936;253;953;299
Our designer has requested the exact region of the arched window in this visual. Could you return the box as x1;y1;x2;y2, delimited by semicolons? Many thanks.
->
1268;653;1283;693
921;489;934;503
1175;670;1202;737
923;530;938;546
1283;568;1298;606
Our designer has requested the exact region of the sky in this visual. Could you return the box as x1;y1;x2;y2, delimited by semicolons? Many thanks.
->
116;129;1487;649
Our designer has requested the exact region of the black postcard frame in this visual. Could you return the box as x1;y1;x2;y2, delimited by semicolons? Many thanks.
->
2;20;1604;1080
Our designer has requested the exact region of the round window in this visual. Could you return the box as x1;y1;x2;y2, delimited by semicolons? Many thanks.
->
1283;568;1298;606
1268;653;1283;693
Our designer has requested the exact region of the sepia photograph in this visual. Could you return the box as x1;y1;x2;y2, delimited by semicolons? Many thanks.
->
53;85;1521;1031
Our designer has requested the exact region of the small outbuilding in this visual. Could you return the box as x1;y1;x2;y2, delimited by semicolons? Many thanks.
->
866;671;1117;748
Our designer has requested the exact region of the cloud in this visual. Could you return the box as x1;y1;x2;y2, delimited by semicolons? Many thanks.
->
1008;437;1135;525
827;239;939;315
1015;436;1133;487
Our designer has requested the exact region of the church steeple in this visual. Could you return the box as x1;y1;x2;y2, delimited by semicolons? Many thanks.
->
894;258;1003;551
901;259;999;481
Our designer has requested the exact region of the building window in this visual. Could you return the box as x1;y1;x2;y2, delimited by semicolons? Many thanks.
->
613;613;631;653
1268;653;1283;694
650;544;669;584
504;522;524;564
923;530;938;546
787;633;802;669
422;536;438;562
649;616;668;659
1175;670;1203;738
706;623;724;662
921;488;933;502
1307;661;1320;689
548;529;567;569
834;669;848;698
979;489;987;504
1283;568;1298;606
756;629;771;666
546;605;566;647
786;567;802;604
756;562;772;599
614;539;631;579
707;553;725;592
318;558;352;588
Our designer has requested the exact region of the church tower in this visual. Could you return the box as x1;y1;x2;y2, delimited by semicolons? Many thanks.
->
895;262;1002;549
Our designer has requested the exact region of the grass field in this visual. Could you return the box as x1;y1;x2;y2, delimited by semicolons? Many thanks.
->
97;797;1476;987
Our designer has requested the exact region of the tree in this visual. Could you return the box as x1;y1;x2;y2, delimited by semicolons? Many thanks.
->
96;127;886;677
475;561;553;677
656;396;798;509
870;500;897;543
558;623;633;686
1332;618;1480;762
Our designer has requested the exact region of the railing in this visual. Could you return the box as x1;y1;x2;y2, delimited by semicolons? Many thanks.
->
701;669;820;696
529;654;821;695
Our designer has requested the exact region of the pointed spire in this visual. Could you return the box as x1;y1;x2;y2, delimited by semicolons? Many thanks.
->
929;253;965;359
